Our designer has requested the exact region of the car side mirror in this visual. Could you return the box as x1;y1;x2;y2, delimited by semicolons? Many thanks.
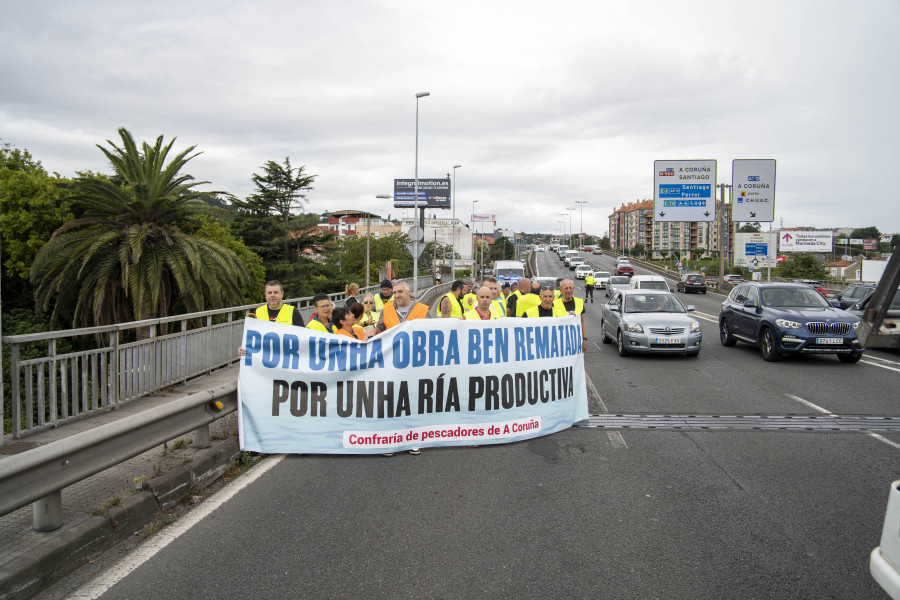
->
829;298;842;308
686;305;696;312
744;299;758;309
607;303;619;312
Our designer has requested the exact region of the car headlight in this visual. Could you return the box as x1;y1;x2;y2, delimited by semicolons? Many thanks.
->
626;322;644;333
690;321;701;332
775;318;802;329
852;322;859;330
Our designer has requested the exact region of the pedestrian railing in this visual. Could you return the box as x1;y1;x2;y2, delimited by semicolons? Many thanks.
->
1;277;434;443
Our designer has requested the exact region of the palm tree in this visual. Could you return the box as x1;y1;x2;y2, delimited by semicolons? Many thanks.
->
31;128;253;327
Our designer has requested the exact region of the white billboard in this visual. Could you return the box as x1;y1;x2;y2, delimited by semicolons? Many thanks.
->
732;159;776;222
779;231;833;253
734;232;778;267
654;160;717;222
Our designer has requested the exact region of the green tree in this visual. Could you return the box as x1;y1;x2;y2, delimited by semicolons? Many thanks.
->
0;145;74;282
195;216;265;302
232;158;317;262
630;243;645;258
739;223;761;233
776;253;827;279
490;237;515;261
31;128;253;327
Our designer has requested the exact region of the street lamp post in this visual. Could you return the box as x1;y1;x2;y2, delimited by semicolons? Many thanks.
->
575;201;588;249
451;164;462;279
472;199;479;277
413;91;430;295
566;207;575;248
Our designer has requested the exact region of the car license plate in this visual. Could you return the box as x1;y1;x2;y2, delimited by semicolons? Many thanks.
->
816;337;843;345
654;337;682;344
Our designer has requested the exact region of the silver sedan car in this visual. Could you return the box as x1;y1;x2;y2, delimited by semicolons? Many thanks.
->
606;275;631;298
600;290;702;357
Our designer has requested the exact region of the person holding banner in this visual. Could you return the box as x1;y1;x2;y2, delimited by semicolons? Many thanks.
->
440;280;465;318
333;306;366;340
373;280;430;334
249;280;305;325
464;286;501;321
525;287;567;317
554;279;588;351
307;294;337;333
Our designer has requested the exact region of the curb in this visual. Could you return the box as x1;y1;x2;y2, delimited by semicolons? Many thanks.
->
0;437;242;600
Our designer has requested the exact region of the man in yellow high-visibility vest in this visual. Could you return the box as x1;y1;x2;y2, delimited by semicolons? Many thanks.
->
554;279;588;352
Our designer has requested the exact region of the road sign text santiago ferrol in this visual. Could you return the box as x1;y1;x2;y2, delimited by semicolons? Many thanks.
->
653;160;717;222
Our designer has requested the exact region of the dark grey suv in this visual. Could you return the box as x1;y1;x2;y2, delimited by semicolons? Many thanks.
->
832;283;877;309
719;282;864;363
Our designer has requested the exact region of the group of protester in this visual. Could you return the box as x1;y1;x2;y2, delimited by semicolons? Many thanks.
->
240;275;587;455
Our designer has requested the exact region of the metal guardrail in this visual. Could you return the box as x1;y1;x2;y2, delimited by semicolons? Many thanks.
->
1;277;433;442
0;382;237;530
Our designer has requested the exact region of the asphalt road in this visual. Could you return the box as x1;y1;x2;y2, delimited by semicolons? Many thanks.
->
55;251;900;599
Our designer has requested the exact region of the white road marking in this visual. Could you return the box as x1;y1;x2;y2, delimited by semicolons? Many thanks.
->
860;359;900;373
586;374;628;450
785;394;900;451
71;454;287;599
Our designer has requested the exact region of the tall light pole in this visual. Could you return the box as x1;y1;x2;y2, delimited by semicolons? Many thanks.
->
374;194;394;288
472;199;479;276
451;164;462;278
575;200;588;249
413;91;430;295
566;207;575;248
560;213;568;246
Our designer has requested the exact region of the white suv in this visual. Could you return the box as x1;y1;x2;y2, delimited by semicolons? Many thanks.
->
575;265;592;279
629;274;670;291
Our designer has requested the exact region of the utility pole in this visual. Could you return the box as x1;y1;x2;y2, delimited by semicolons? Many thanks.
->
717;183;731;285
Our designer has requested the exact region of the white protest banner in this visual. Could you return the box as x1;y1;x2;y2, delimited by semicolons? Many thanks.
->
238;316;589;454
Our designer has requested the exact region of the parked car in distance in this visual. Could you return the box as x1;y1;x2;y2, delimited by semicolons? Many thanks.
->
535;245;545;252
575;265;592;279
532;276;558;291
718;282;864;363
615;263;634;277
616;256;630;264
593;271;612;289
592;247;603;255
629;275;670;292
831;282;877;309
600;290;701;357
568;257;585;270
793;279;828;297
677;273;707;294
723;274;745;285
607;276;631;297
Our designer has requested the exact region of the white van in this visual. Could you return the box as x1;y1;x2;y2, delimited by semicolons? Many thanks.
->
563;250;580;266
629;275;670;292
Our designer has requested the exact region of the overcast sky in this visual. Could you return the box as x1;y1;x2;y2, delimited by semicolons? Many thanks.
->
2;0;898;237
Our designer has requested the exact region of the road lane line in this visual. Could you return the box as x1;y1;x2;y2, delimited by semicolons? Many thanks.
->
786;394;900;451
71;454;287;599
586;374;628;450
861;359;900;373
865;355;900;366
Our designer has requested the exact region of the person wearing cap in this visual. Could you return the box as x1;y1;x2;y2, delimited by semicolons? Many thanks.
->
440;280;465;318
501;282;512;302
464;286;501;320
461;278;477;311
372;279;394;312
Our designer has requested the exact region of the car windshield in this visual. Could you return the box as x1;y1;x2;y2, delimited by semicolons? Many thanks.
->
639;281;668;290
687;275;704;282
609;276;630;284
762;288;830;308
595;272;611;278
496;268;524;278
624;294;684;313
